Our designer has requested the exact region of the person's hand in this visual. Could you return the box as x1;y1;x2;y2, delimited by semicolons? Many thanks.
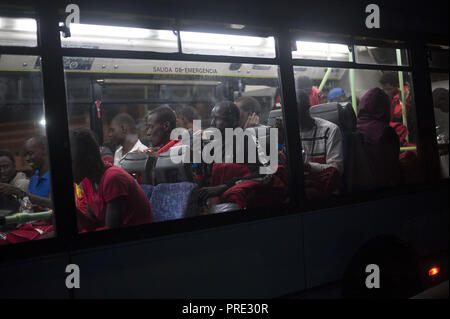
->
198;185;228;204
244;112;260;129
0;183;25;198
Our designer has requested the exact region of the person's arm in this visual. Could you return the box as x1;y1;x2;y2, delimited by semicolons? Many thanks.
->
0;183;52;209
76;204;102;232
105;196;126;229
308;126;344;174
27;193;52;209
198;184;229;204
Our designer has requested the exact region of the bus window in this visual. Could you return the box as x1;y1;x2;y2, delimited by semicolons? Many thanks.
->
60;23;178;53
430;73;449;179
292;40;352;62
0;16;37;47
64;57;291;232
428;45;449;69
354;46;409;66
180;31;275;58
0;55;55;245
286;65;422;202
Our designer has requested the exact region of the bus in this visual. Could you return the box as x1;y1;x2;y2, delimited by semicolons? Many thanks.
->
0;0;448;299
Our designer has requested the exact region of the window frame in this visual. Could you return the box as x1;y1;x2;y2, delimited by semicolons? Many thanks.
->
0;5;447;261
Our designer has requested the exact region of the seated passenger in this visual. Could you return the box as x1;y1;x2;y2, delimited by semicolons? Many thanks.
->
328;88;348;103
297;92;344;198
108;113;147;166
298;92;344;175
235;96;261;129
70;129;153;231
357;88;401;188
297;76;320;107
176;105;200;133
0;149;29;192
146;106;180;153
198;101;289;209
0;149;29;211
0;136;52;209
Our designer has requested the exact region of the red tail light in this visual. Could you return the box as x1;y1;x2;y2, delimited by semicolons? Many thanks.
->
428;267;440;277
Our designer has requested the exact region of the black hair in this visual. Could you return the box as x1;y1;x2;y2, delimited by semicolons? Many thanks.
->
296;76;313;90
111;112;137;134
148;106;177;131
0;149;15;165
176;105;200;122
379;72;399;87
28;135;48;151
235;96;262;115
215;100;240;124
69;128;102;162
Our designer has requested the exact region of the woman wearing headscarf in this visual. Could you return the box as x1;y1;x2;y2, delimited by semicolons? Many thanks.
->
357;88;401;188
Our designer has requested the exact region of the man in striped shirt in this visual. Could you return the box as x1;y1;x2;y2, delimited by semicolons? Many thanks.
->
297;91;344;183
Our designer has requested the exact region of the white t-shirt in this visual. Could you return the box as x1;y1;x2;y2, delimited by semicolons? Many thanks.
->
114;139;147;165
300;117;344;175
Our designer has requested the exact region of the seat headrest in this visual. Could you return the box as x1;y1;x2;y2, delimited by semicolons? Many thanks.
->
309;102;356;133
267;109;283;126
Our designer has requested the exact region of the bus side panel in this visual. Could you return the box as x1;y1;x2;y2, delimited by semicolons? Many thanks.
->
302;187;448;292
0;253;71;299
70;215;304;298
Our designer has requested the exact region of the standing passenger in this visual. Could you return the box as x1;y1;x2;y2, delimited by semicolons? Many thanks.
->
357;88;401;188
297;76;321;107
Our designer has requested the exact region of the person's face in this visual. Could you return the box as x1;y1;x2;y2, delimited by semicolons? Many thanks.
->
176;115;189;129
381;83;399;100
210;105;233;134
24;139;46;172
0;156;16;183
235;101;250;128
107;120;125;146
146;114;170;148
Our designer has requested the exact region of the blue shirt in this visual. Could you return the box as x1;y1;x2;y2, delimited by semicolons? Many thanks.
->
27;170;51;198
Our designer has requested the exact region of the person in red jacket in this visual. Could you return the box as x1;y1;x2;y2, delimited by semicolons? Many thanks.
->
297;76;321;107
71;129;153;231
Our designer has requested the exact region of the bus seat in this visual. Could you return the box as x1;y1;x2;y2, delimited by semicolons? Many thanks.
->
153;144;194;184
140;184;154;201
267;109;282;127
309;102;356;133
149;182;198;222
119;152;157;184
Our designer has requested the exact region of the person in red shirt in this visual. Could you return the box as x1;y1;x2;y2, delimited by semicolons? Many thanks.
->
297;76;321;107
70;129;153;231
379;72;415;145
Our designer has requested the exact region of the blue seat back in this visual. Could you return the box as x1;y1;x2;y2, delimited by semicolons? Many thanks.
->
140;184;154;201
149;182;197;222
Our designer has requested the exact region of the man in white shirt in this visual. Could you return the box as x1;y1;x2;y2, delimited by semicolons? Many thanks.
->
108;113;147;166
297;91;344;176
